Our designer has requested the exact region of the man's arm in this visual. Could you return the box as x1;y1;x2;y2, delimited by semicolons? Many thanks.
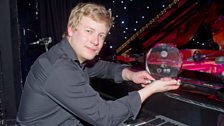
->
86;60;125;82
45;60;142;126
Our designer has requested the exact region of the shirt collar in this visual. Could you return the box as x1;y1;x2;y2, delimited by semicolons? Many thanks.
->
60;38;78;61
60;38;87;67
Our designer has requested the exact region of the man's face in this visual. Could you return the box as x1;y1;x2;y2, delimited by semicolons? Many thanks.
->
68;16;109;63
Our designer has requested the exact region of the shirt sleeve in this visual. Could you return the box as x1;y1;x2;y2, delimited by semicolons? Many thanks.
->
86;60;126;83
44;59;141;126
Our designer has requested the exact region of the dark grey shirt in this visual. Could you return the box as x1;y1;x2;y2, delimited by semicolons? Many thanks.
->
16;38;141;126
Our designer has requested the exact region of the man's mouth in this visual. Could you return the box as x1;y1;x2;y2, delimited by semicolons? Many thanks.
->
86;46;97;53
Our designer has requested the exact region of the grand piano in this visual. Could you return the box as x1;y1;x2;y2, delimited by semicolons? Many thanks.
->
92;0;224;125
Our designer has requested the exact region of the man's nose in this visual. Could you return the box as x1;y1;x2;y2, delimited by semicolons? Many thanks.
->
90;35;99;46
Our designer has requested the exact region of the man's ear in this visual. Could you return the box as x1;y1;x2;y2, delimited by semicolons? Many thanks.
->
67;26;73;36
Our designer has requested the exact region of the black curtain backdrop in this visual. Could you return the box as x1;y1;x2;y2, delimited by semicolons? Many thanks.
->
0;0;21;123
39;0;74;44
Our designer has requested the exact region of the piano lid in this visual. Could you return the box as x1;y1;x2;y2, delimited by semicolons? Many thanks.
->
116;0;224;56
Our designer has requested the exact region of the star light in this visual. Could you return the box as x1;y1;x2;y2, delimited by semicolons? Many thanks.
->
103;0;174;53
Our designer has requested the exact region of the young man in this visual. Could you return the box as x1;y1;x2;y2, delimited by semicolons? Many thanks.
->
16;2;179;126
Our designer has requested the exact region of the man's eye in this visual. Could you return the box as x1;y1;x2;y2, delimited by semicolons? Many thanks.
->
86;30;92;33
99;34;106;39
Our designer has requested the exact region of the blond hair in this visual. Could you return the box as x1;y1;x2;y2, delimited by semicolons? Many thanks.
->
64;2;113;37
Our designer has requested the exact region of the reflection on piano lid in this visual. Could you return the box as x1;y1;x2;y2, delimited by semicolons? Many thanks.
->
182;60;224;75
164;92;224;113
179;69;224;89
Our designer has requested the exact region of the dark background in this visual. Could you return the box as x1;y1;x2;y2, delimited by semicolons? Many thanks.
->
0;0;223;125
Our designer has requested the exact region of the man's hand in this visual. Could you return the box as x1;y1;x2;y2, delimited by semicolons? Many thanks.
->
122;68;155;85
138;78;180;103
122;68;180;103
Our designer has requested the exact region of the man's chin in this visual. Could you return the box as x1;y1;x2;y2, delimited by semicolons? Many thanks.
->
85;55;97;61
